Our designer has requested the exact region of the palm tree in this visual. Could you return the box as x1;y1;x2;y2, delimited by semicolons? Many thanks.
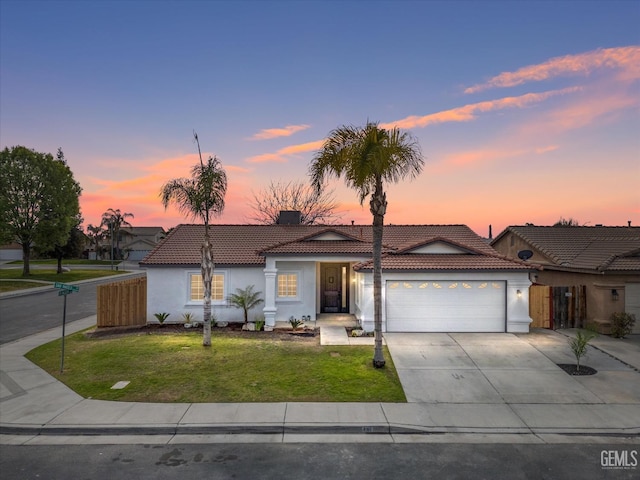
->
310;122;423;368
85;223;104;260
228;285;264;324
101;208;134;260
160;132;227;346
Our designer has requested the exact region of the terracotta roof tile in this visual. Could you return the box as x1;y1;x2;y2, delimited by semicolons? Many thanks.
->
354;254;534;271
141;224;531;271
492;226;640;271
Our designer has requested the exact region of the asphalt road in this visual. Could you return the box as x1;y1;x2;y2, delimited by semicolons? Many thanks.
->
0;273;144;345
1;443;637;480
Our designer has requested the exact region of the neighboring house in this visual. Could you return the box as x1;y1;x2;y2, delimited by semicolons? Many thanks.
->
491;226;640;333
0;242;23;261
140;222;534;333
116;227;165;261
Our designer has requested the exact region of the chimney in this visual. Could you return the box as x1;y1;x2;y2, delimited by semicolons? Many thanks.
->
488;224;493;240
277;210;302;225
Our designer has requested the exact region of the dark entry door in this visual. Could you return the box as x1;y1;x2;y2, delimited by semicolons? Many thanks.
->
321;263;349;313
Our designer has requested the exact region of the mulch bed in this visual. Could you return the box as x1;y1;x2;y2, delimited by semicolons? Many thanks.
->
86;324;318;342
556;363;598;376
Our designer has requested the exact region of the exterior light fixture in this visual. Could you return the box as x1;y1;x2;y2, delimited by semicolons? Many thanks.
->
516;289;522;298
611;289;619;301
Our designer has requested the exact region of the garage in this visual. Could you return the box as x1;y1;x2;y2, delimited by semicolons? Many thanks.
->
385;280;506;332
625;283;640;334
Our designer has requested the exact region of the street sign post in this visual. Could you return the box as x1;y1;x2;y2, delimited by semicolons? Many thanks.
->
54;282;79;292
54;283;80;372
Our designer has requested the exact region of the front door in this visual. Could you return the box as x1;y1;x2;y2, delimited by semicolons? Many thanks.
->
321;263;349;313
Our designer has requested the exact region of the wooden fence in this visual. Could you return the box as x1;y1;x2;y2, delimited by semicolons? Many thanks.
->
97;276;147;327
529;285;586;329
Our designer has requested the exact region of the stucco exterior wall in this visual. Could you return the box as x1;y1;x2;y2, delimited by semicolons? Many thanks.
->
145;266;266;324
534;269;640;327
492;234;552;265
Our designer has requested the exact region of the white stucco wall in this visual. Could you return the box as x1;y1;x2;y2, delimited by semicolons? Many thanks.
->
355;271;532;333
145;266;266;324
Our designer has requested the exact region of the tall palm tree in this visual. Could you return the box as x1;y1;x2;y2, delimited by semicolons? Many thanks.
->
310;122;423;368
160;132;227;347
85;223;104;260
101;208;134;260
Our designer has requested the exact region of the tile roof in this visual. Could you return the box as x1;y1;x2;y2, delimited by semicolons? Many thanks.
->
492;226;640;271
140;223;534;271
354;254;533;271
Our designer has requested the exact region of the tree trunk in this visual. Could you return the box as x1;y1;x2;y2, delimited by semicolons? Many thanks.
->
370;182;387;368
57;255;63;274
21;243;30;276
201;227;214;347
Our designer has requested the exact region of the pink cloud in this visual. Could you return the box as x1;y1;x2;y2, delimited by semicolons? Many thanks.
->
381;87;581;130
464;46;640;94
249;124;310;140
428;142;561;175
246;139;324;164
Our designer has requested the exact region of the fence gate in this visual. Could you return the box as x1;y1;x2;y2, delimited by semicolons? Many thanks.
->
529;285;586;329
97;276;147;327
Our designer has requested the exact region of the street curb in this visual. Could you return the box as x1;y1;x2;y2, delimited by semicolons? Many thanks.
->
2;423;639;438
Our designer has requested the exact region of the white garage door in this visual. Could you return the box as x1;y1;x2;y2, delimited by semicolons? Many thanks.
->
386;280;506;332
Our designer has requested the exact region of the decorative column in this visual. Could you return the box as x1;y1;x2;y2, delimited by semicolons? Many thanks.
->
263;258;277;328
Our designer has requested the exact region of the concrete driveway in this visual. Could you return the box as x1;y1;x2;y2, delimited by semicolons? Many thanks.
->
384;331;640;405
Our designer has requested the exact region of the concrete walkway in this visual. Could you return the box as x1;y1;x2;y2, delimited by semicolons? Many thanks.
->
1;318;639;445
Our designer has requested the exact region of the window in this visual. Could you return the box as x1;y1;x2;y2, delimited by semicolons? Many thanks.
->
190;273;225;302
277;273;298;298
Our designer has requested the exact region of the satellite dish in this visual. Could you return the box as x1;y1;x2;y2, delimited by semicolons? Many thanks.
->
518;250;533;261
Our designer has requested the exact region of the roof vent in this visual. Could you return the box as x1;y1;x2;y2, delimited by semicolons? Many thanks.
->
277;210;302;225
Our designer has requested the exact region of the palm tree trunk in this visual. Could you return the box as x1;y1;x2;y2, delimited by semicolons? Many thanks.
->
370;182;387;368
201;228;214;347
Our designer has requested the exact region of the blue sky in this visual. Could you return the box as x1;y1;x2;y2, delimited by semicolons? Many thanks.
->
1;0;639;235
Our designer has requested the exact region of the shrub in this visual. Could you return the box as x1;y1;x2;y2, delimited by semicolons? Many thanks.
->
228;285;264;323
569;329;596;373
289;317;303;330
181;312;195;324
153;312;170;324
610;312;636;339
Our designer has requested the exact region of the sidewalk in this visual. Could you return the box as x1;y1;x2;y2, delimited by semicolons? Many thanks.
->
1;318;639;445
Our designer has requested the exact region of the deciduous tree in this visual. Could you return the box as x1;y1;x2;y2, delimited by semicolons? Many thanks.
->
0;146;82;275
248;180;340;225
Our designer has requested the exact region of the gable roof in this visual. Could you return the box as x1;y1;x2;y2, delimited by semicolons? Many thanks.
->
492;225;640;272
140;223;533;271
121;226;165;236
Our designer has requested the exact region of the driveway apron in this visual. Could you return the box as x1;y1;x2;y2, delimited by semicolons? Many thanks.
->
384;332;605;404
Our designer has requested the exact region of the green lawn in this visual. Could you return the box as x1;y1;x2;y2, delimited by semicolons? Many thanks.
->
0;269;126;293
25;330;407;403
8;259;114;265
0;280;51;293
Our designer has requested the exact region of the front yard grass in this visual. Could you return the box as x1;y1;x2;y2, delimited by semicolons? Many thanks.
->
0;269;126;292
25;330;407;403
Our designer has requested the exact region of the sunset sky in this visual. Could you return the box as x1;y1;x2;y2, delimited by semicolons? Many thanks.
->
1;0;638;237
